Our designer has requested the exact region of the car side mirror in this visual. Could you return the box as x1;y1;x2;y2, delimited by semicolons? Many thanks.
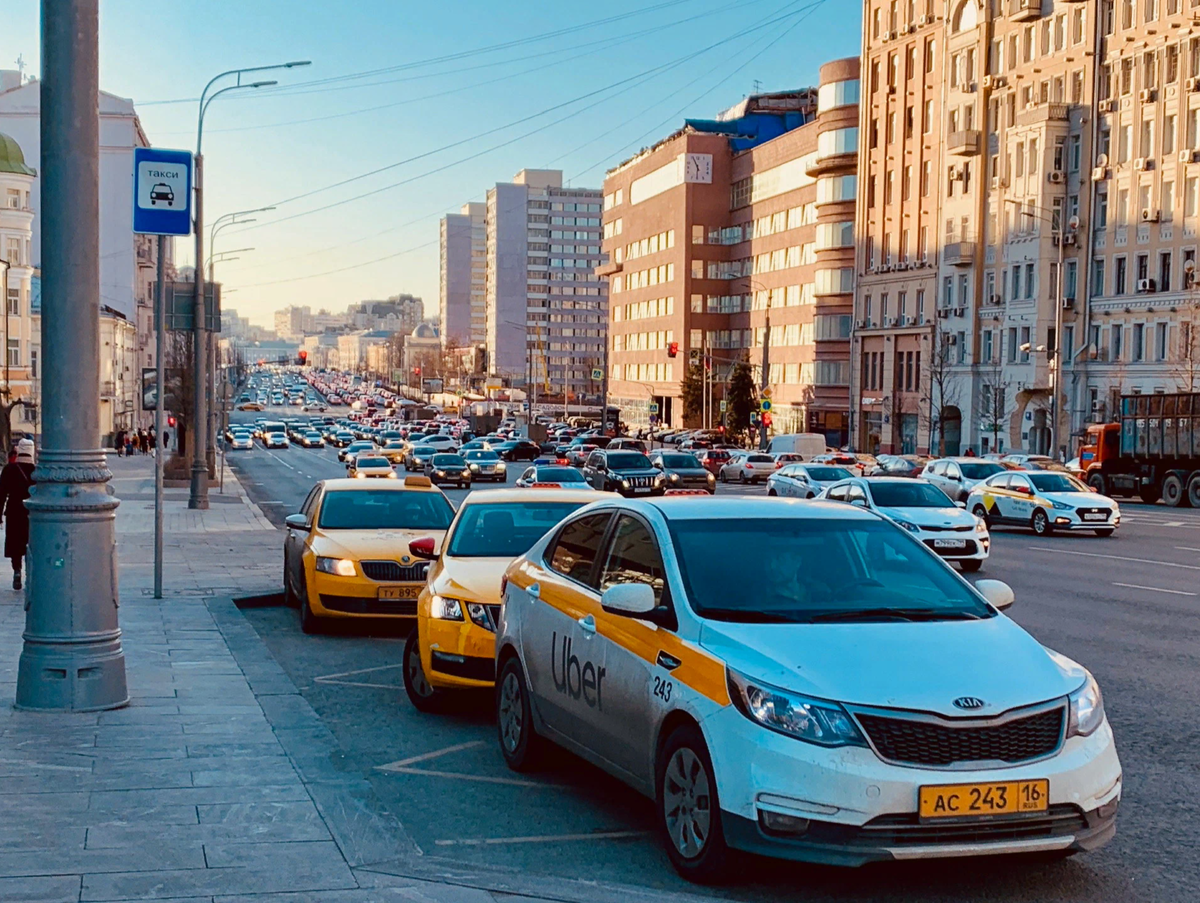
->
408;537;438;560
652;460;663;468
850;498;868;508
284;514;310;532
955;501;967;509
975;579;1015;612
601;582;657;617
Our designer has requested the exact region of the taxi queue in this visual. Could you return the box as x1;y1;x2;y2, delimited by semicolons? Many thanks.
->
280;453;1121;883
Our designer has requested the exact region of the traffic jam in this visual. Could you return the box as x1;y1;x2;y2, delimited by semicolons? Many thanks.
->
227;368;1200;883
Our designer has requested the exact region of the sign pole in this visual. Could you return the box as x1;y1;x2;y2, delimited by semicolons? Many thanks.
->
154;234;165;599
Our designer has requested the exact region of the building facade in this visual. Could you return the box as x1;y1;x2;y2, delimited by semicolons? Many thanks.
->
854;0;1200;458
0;130;38;436
440;202;487;347
600;70;858;438
481;169;607;401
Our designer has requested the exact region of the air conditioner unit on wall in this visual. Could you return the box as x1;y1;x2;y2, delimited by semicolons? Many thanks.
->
1098;99;1115;113
1048;170;1065;184
1136;278;1157;293
1141;208;1160;222
1134;157;1152;171
1139;88;1158;103
1182;150;1200;164
1091;166;1110;181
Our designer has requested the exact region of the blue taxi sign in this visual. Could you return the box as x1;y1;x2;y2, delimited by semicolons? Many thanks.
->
133;147;192;236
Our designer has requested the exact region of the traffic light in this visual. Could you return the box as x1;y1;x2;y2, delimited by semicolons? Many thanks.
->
667;342;679;358
298;350;307;364
762;412;773;428
167;416;176;428
718;424;725;434
413;366;421;377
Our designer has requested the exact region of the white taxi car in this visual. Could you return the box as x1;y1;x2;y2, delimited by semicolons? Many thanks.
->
966;470;1120;537
819;477;989;572
495;497;1119;880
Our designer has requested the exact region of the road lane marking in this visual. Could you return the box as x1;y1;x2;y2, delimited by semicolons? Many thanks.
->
1113;582;1197;597
314;663;406;690
1175;547;1200;553
315;663;406;682
380;741;484;769
434;830;647;847
375;741;557;788
1027;547;1200;571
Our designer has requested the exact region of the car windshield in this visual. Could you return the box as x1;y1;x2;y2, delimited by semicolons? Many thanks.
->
668;518;990;623
1028;473;1084;493
869;482;953;508
959;462;1005;480
660;454;701;468
465;451;498;461
804;466;852;481
607;452;653;469
355;457;388;468
348;442;373;451
318;490;453;530
432;454;466;467
533;467;585;483
446;502;588;557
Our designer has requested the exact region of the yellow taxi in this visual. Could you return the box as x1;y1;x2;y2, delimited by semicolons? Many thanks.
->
379;440;409;465
283;476;455;634
402;486;611;711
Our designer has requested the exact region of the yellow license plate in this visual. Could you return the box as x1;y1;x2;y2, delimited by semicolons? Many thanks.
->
918;779;1049;820
378;586;420;601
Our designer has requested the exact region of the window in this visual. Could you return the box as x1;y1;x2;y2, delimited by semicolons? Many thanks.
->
6;339;17;368
548;513;612;583
599;516;666;605
1132;323;1145;361
1115;256;1128;294
1156;322;1169;361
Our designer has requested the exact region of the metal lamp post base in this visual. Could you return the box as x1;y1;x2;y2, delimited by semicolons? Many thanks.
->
15;448;128;712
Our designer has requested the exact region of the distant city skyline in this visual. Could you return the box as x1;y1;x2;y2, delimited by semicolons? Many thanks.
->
0;0;857;327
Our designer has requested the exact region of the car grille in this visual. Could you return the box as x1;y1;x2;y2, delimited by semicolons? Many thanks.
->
855;805;1087;846
319;594;417;616
360;560;429;582
854;705;1065;767
627;475;655;488
1075;507;1111;520
919;524;975;533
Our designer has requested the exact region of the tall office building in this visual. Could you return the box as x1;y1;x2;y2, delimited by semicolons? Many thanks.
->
855;0;1200;457
439;202;486;347
483;169;607;399
600;63;859;438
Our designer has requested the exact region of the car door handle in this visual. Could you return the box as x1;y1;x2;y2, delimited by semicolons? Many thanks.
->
656;651;681;671
527;582;540;601
578;614;596;634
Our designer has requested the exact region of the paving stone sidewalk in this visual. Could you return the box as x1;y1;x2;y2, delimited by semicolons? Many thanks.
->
0;455;704;903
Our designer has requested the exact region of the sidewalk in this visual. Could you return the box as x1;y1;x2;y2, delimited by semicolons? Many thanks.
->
0;455;701;903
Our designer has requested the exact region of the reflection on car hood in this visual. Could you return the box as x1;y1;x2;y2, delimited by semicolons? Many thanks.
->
431;556;509;603
666;467;710;478
699;618;1080;716
609;467;660;478
312;529;445;561
876;505;976;528
1037;490;1118;508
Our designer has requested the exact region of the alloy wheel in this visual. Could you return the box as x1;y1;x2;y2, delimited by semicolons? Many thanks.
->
662;747;712;860
498;670;524;754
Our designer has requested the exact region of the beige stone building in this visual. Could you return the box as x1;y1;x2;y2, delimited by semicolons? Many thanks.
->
855;0;1200;457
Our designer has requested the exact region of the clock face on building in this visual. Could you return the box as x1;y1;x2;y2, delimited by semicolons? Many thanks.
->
684;153;713;184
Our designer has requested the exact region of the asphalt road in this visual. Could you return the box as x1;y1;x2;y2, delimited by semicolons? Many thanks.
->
224;406;1199;903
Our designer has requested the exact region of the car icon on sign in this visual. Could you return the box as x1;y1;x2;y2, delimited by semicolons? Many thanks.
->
149;182;174;205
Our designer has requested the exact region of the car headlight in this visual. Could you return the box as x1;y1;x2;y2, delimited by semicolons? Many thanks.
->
975;517;988;533
387;471;397;478
469;463;480;471
727;668;866;748
655;474;667;486
1067;672;1105;738
462;470;471;478
620;479;630;489
466;602;495;632
315;556;356;577
497;461;506;470
707;472;716;483
893;519;921;533
1051;500;1074;511
430;595;464;621
435;470;446;477
355;472;366;479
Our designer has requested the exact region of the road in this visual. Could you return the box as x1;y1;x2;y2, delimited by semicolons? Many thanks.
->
223;406;1199;903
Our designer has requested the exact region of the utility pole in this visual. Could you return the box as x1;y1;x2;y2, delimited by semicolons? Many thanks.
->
759;300;772;450
17;0;128;710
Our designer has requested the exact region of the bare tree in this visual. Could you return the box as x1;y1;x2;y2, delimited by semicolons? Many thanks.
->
922;328;962;456
1171;294;1200;393
979;347;1009;454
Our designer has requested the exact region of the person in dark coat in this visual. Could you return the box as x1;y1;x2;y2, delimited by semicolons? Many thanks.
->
0;438;36;590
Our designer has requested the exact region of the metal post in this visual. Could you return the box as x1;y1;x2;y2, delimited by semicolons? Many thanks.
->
189;147;208;509
1050;211;1067;461
153;235;165;599
759;302;772;450
16;0;127;711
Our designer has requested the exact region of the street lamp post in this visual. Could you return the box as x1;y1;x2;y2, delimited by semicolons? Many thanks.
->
17;0;128;710
189;61;309;510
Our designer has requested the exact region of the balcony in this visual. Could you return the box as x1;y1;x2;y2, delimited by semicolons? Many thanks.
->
1010;0;1041;22
947;129;981;157
595;259;623;277
806;149;857;177
943;242;976;267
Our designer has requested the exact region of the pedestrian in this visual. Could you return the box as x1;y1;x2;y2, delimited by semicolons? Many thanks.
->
964;447;977;457
0;438;36;590
124;430;134;457
115;429;125;457
139;428;149;454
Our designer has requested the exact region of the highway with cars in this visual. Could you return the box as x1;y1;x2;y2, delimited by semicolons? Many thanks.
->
220;385;1197;903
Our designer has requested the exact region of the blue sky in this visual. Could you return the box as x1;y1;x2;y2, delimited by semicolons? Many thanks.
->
0;0;860;328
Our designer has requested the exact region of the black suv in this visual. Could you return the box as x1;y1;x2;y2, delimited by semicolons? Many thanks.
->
582;449;666;497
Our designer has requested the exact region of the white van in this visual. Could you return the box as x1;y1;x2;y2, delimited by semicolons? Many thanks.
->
766;432;827;460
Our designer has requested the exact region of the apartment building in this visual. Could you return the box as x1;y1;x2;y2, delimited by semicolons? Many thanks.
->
856;0;1200;458
601;65;858;437
439;202;487;347
483;169;607;400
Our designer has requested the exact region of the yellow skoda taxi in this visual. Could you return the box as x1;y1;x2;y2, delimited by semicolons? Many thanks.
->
402;486;611;711
283;476;455;633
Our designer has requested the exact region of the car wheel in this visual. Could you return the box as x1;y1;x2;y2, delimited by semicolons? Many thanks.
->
1031;508;1052;536
1138;484;1161;505
767;489;777;496
1094;528;1115;537
1088;473;1107;495
719;470;727;483
739;472;748;484
971;504;990;527
496;656;546;772
959;559;982;573
282;561;299;609
403;629;445;713
657;723;732;883
298;585;322;634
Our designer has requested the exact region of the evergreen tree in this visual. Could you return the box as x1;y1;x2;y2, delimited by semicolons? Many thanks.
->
728;363;757;436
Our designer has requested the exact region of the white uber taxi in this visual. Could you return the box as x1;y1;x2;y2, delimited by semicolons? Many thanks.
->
819;477;989;572
494;497;1120;881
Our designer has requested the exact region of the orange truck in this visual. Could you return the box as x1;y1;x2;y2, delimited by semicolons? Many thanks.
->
1079;392;1200;507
